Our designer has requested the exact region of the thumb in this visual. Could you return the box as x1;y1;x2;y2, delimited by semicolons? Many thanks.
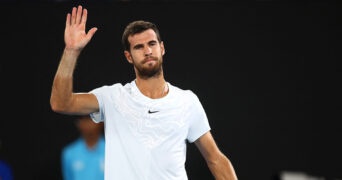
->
86;27;98;40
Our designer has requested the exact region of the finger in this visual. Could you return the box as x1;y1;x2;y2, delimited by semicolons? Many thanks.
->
81;8;88;25
86;27;98;40
71;6;77;24
65;13;70;27
76;5;83;24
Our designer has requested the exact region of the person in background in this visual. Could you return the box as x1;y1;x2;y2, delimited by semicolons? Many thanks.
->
61;115;105;180
0;140;13;180
51;5;238;180
0;160;13;180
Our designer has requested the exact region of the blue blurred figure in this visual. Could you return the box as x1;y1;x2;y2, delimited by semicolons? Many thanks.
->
0;139;13;180
0;160;13;180
61;115;105;180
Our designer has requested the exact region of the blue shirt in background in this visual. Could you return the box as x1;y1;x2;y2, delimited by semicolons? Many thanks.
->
61;136;105;180
0;160;13;180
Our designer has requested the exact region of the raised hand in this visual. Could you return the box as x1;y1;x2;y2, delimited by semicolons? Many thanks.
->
64;5;97;51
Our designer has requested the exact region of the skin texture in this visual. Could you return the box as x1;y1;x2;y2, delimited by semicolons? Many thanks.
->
50;5;238;180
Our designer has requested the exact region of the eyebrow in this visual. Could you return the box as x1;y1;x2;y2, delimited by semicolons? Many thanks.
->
132;40;158;49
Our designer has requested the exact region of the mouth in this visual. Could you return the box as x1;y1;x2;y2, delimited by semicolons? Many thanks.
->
143;57;157;64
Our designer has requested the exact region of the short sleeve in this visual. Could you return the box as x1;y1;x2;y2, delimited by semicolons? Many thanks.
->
186;92;211;143
89;87;105;123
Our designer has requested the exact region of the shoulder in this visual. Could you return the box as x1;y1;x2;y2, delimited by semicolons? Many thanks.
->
91;83;124;93
62;139;83;154
169;83;199;101
91;80;138;95
0;160;11;169
89;83;125;100
99;136;105;145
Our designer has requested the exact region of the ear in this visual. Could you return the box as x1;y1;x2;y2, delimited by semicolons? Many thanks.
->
160;41;165;55
124;51;133;64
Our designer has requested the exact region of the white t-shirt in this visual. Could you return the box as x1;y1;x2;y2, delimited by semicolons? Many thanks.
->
90;80;210;180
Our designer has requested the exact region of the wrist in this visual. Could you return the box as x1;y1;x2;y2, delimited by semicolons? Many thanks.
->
63;47;82;56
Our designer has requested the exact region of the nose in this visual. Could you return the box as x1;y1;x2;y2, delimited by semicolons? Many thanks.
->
144;46;152;56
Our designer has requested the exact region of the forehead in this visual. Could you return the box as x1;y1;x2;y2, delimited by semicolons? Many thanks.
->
128;29;158;46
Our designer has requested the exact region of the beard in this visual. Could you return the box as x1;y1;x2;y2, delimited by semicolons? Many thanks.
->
133;56;163;79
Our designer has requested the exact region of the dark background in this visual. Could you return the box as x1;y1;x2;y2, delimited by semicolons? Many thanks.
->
0;1;340;179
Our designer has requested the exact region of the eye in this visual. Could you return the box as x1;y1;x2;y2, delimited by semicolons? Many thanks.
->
133;44;144;50
149;41;157;47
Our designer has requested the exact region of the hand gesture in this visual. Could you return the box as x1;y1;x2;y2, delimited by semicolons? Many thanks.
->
64;5;97;51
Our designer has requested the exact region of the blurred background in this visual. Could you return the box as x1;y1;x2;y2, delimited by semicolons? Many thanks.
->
0;0;340;179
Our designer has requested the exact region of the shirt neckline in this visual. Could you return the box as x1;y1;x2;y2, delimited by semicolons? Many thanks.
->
131;80;171;102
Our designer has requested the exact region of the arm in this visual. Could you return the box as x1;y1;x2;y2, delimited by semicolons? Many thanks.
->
194;131;238;180
50;5;98;115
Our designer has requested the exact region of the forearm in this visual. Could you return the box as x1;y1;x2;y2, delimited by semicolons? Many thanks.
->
207;153;238;180
50;48;81;113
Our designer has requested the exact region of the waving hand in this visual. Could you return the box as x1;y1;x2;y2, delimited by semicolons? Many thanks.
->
64;5;97;51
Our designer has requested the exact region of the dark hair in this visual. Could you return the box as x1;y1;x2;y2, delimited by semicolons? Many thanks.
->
122;20;162;51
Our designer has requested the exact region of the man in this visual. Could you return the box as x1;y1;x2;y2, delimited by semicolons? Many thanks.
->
61;115;105;180
50;5;238;180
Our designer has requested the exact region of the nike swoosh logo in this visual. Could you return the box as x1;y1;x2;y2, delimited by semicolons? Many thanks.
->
148;110;159;114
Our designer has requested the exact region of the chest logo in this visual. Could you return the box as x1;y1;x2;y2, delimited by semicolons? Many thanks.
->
148;110;159;114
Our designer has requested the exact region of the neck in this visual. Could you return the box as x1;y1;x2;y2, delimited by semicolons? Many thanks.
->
84;134;101;149
135;75;168;99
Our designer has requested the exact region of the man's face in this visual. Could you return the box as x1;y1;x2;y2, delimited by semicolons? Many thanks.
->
124;29;165;78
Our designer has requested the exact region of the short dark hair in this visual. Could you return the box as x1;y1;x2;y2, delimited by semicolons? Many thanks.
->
122;20;162;51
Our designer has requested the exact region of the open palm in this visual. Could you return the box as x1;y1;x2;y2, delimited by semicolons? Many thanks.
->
64;5;97;51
